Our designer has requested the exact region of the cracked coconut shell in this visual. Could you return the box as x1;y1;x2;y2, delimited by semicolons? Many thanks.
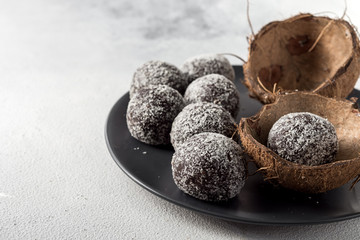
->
238;92;360;193
243;13;360;104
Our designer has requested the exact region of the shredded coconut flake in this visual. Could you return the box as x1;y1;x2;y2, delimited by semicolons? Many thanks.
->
267;112;338;166
184;74;240;118
181;54;235;83
171;132;246;202
130;60;188;98
170;102;237;150
126;85;185;145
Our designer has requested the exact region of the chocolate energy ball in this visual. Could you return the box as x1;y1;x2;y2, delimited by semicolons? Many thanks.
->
172;132;246;201
170;102;237;150
184;74;240;118
126;85;185;145
181;54;235;84
130;60;187;98
267;112;338;166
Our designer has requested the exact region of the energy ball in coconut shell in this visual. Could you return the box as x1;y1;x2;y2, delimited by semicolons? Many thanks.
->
238;92;360;193
130;60;187;98
267;112;338;166
126;85;184;145
170;102;237;150
172;132;246;201
181;54;235;84
184;74;240;118
243;13;360;104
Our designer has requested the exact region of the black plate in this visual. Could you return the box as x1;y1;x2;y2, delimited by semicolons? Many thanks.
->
105;66;360;225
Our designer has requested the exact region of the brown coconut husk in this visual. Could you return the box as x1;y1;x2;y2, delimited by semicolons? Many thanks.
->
243;13;360;104
238;92;360;193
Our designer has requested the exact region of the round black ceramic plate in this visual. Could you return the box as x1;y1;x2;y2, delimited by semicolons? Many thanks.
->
105;66;360;225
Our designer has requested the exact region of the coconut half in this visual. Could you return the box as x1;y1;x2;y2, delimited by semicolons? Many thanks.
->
243;13;360;104
238;92;360;193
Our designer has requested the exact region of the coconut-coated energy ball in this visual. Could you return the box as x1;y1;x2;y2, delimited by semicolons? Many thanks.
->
170;102;237;150
184;74;240;118
126;85;185;145
267;112;338;166
130;60;187;98
181;54;235;84
172;132;246;201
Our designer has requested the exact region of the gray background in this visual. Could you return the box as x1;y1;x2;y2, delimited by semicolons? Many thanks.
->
1;0;360;239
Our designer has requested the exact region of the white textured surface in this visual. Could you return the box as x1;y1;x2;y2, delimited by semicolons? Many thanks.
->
1;0;360;239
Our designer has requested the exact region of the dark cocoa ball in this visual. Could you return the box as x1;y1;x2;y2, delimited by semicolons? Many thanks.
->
267;112;338;166
170;102;237;150
126;85;185;145
184;74;240;118
172;132;246;201
181;54;235;84
130;60;187;98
